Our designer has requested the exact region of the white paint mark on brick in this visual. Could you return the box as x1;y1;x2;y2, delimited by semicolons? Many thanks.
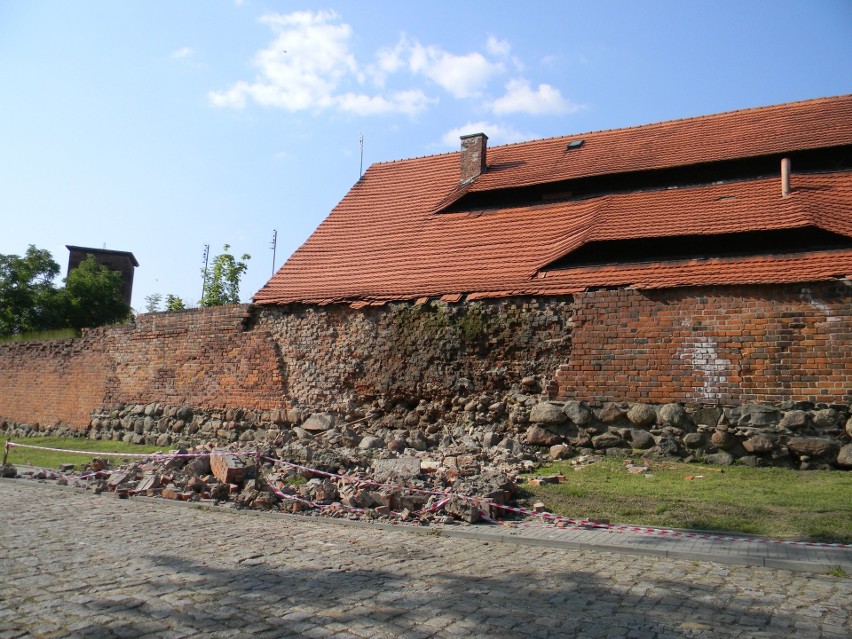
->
678;336;730;401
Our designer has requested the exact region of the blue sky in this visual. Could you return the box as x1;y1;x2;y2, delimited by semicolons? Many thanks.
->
2;1;850;311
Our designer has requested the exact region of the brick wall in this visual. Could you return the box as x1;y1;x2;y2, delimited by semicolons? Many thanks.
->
556;282;852;405
2;283;850;431
0;305;285;429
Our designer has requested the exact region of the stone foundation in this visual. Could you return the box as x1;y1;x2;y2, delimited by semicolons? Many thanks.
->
4;395;850;471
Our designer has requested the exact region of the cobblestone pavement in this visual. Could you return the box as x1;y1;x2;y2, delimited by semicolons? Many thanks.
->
1;480;850;639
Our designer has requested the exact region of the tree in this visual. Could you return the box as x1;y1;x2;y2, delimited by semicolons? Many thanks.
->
165;294;186;312
61;254;131;330
144;293;163;313
199;245;251;307
0;245;62;335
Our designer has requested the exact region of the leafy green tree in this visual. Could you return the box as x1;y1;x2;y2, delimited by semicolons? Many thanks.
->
165;294;186;312
0;245;63;335
199;245;251;307
144;293;163;313
61;254;131;329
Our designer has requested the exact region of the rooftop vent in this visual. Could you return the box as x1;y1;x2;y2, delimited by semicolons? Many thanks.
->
460;133;488;184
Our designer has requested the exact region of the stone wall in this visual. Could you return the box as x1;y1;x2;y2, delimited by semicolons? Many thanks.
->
254;297;574;411
1;283;850;448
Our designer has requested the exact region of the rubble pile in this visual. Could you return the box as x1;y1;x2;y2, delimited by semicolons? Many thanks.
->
3;389;851;475
7;441;529;525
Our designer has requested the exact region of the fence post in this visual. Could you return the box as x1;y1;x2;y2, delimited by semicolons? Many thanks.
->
2;440;9;466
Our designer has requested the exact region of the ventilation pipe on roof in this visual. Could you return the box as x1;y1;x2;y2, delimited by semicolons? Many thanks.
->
460;133;488;184
781;157;791;197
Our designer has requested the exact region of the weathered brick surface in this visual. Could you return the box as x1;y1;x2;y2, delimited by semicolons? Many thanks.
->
558;282;852;405
0;305;285;429
2;283;850;432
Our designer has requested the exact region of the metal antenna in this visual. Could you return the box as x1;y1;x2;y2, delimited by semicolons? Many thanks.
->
270;229;278;276
359;133;364;178
201;244;210;300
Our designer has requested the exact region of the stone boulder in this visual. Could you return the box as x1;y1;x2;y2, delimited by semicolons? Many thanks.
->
742;434;775;455
779;410;810;431
525;425;561;447
628;429;655;450
836;444;852;468
563;401;593;426
302;413;335;433
597;402;626;425
659;403;690;428
529;402;567;425
737;404;781;427
787;437;838;460
710;429;737;451
358;436;386;450
691;407;723;428
591;432;626;450
682;433;705;450
627;403;657;429
704;451;735;466
813;409;840;429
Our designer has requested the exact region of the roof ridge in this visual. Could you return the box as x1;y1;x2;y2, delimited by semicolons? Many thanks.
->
485;94;852;151
370;94;852;167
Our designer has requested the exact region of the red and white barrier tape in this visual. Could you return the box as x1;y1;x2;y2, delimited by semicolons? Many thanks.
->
5;442;212;459
5;441;850;549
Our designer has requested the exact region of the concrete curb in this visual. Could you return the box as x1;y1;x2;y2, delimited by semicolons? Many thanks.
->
5;476;850;575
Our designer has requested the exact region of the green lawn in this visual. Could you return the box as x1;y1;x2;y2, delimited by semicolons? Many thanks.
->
3;437;163;471
523;457;852;543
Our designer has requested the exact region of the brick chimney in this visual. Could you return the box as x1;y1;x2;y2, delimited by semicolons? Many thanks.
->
459;133;488;184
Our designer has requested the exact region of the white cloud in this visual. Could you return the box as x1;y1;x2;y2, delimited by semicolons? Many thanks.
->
368;38;409;86
485;36;511;58
491;79;582;116
208;11;577;123
171;47;194;59
408;43;502;98
440;121;532;148
337;89;435;117
209;10;358;112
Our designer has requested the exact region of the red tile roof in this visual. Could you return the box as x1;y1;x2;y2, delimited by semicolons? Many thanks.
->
255;96;852;306
470;94;852;191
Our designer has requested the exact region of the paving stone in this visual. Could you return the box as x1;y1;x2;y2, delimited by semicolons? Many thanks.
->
1;480;851;639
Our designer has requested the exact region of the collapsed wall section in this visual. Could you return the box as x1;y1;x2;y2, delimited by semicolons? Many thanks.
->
558;282;852;405
254;297;575;410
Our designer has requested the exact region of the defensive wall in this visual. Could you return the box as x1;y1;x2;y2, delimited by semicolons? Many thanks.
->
1;281;850;432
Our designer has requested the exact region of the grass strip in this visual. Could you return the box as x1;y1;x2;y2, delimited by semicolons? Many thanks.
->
523;457;852;543
4;437;162;471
